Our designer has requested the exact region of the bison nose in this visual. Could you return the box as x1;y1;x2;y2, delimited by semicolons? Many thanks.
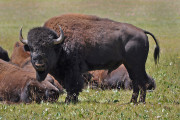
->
35;63;45;67
34;62;45;71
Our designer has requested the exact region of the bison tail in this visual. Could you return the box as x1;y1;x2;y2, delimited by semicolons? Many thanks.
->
144;31;160;64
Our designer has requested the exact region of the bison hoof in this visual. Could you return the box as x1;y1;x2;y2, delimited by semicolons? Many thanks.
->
65;95;78;104
130;99;138;104
139;99;146;104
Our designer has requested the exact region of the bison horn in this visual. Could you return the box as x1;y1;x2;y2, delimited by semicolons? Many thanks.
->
19;27;28;45
53;25;64;45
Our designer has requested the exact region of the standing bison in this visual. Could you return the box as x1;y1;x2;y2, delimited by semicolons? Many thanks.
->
20;14;160;103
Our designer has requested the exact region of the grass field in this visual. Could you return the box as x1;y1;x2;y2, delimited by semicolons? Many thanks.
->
0;0;180;119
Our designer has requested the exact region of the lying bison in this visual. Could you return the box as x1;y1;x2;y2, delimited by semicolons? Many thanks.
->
20;14;160;103
84;65;156;90
11;41;30;67
83;65;132;90
0;59;60;104
0;46;10;62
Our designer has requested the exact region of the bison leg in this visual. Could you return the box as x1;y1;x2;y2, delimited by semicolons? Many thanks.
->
123;31;150;103
123;66;139;103
130;78;139;103
65;93;78;104
64;64;84;104
125;65;149;103
139;86;146;103
126;66;149;103
139;74;150;103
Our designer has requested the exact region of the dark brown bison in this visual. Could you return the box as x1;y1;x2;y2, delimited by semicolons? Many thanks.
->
84;65;132;90
0;46;10;62
20;14;160;103
0;59;60;103
10;41;64;94
84;65;156;90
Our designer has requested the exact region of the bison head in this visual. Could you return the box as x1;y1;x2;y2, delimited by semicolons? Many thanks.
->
19;26;64;81
26;79;60;103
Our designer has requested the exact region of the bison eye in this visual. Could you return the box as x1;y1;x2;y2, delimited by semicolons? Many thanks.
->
24;45;30;51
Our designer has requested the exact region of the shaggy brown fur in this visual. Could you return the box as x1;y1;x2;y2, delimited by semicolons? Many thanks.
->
0;59;60;103
11;42;30;66
44;14;125;47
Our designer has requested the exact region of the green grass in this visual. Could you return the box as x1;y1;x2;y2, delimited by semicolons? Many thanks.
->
0;0;180;119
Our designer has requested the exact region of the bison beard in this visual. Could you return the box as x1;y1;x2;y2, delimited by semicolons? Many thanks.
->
36;71;48;81
19;14;160;104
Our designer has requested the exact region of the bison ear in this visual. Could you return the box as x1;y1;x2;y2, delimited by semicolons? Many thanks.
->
24;45;30;51
15;42;20;47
